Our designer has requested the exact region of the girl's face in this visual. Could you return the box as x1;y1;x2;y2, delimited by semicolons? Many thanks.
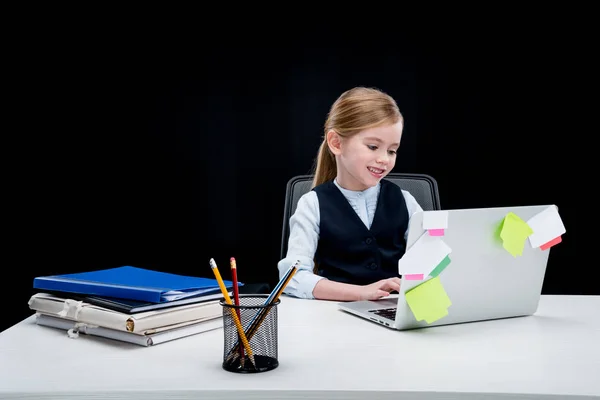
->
329;121;403;191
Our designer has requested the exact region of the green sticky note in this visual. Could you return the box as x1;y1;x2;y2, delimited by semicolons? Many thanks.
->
494;219;505;244
499;212;534;257
405;277;452;324
429;255;451;278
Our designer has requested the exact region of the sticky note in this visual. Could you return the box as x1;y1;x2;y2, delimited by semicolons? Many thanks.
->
404;274;424;280
526;206;566;249
540;235;561;250
499;212;533;257
423;211;448;236
428;255;451;278
405;277;452;324
399;233;452;277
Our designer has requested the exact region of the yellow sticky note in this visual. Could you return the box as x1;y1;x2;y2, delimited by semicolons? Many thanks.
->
499;212;533;257
405;277;452;324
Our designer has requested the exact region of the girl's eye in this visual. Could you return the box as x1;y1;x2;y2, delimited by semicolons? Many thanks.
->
367;145;378;151
388;150;397;155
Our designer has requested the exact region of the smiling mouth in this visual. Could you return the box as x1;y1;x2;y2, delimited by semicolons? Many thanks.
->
368;167;385;174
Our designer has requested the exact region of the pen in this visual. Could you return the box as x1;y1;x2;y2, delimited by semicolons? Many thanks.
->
209;258;256;368
244;260;299;337
226;260;299;363
246;264;297;340
230;257;245;365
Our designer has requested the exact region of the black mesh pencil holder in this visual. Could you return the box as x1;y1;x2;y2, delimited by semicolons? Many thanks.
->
220;294;280;373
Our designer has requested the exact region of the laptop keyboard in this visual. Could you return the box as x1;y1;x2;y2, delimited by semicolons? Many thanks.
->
369;307;397;320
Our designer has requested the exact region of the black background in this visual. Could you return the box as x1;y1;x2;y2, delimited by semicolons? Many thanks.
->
4;23;582;333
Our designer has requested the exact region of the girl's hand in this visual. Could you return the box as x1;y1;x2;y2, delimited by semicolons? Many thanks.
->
359;277;401;301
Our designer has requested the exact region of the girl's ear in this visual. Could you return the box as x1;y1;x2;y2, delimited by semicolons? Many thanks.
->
326;130;342;155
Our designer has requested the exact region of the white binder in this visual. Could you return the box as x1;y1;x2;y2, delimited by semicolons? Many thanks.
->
35;313;222;346
28;292;223;334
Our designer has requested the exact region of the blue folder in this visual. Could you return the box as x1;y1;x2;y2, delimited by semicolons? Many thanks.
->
33;266;239;303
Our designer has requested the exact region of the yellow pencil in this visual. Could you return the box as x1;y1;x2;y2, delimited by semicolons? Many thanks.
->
209;258;256;368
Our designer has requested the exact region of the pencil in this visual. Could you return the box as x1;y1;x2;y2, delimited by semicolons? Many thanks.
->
226;261;298;362
209;258;256;368
226;264;297;362
230;257;245;364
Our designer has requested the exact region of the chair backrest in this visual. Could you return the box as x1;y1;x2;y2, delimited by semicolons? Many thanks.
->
280;173;441;259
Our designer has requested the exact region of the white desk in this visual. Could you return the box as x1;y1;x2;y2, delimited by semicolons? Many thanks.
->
1;295;599;399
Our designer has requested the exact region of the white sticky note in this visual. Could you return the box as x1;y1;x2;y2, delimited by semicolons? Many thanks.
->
423;210;449;230
399;233;452;276
527;206;566;248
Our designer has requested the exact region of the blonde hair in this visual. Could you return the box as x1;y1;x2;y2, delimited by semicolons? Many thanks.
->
311;87;403;188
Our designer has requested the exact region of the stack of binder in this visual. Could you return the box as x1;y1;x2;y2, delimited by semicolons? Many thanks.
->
28;266;240;346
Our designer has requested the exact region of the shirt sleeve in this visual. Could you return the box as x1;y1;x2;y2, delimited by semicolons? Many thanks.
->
277;191;325;299
401;190;424;241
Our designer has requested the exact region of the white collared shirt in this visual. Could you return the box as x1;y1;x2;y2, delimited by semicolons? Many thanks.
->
277;180;423;299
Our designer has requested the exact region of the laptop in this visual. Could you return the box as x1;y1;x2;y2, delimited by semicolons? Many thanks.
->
338;205;560;330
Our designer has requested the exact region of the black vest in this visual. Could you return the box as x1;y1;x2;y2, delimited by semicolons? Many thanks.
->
313;179;409;285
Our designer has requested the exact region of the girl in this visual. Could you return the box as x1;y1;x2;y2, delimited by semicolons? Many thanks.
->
278;87;423;301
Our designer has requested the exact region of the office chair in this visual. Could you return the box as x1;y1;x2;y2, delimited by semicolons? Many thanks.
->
280;173;441;259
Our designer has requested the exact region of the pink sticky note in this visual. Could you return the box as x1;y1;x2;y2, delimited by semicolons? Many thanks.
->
404;274;424;280
540;235;562;250
428;229;444;236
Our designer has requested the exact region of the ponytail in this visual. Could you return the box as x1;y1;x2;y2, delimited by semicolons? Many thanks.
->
312;139;337;188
